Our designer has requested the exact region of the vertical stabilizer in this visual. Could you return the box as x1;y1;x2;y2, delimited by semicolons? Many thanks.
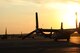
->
5;27;7;35
78;22;80;34
75;12;78;29
35;12;39;35
36;12;39;30
61;22;63;30
79;22;80;29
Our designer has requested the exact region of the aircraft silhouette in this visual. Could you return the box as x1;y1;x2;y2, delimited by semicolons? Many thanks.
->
22;12;80;41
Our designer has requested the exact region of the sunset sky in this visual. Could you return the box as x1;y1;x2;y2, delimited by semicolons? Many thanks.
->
0;0;80;34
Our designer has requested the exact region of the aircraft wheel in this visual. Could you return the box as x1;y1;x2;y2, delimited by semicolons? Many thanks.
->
54;38;57;42
67;38;70;42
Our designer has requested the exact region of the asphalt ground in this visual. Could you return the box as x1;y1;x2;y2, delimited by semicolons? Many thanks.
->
0;36;80;53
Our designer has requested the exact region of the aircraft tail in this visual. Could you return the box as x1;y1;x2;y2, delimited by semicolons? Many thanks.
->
35;12;40;35
61;22;63;30
79;22;80;29
75;12;78;30
35;12;39;30
5;28;7;35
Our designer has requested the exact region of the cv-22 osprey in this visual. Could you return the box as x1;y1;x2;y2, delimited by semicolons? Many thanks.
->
22;12;80;42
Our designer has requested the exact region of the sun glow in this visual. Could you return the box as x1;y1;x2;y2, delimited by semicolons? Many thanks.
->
45;2;80;28
64;3;80;28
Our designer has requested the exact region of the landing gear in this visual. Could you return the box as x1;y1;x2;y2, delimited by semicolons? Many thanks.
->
54;38;58;42
67;38;70;42
54;38;70;42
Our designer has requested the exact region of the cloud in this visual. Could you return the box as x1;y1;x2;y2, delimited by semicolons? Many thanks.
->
23;0;80;4
0;0;37;6
0;0;79;11
0;0;79;6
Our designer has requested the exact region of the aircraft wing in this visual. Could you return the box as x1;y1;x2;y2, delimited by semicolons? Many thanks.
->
38;28;60;32
38;28;77;33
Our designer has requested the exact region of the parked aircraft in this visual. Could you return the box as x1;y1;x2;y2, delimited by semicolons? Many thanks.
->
0;12;79;40
22;12;80;41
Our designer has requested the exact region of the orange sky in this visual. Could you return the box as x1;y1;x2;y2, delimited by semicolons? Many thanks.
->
0;0;80;34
